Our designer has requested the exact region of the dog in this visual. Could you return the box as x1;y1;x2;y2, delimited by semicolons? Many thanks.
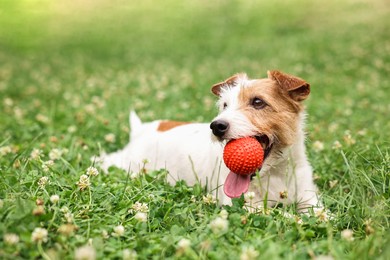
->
98;70;320;211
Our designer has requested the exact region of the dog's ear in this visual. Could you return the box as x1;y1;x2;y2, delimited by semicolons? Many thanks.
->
267;70;310;101
211;74;246;96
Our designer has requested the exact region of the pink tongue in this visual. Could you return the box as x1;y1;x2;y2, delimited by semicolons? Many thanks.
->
224;171;251;198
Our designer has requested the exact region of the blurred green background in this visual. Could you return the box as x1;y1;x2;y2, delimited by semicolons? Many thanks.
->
1;0;389;259
1;0;389;147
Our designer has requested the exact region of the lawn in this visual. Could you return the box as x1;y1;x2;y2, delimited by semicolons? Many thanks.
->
0;0;389;259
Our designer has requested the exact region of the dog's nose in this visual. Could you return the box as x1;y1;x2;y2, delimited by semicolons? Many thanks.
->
210;120;229;137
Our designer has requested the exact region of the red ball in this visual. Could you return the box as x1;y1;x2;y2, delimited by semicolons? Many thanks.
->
223;137;264;175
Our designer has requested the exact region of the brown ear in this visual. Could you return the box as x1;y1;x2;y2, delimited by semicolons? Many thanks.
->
211;81;226;96
267;70;310;101
211;73;246;96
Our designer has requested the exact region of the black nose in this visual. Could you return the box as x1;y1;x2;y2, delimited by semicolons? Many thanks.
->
210;120;229;137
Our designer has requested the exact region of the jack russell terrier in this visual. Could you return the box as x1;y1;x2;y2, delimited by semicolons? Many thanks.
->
98;70;320;211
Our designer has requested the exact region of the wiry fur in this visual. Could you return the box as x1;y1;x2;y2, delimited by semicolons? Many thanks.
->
98;70;321;210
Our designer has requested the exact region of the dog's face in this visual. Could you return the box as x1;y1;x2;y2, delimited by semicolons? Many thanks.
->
210;70;310;154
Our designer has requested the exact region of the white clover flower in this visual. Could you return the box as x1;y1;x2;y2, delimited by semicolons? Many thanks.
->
134;212;148;223
253;205;271;215
67;125;77;133
58;224;77;236
36;114;50;124
14;107;24;119
209;217;228;235
313;141;325;152
282;211;295;219
156;91;166;101
244;192;255;201
343;130;356;146
75;245;96;260
38;176;49;188
240;246;259;260
332;141;342;150
30;148;42;160
190;195;196;203
76;175;91;190
219;209;229;219
84;104;96;114
86;166;99;177
131;202;149;213
3;97;13;106
104;133;116;143
314;208;329;222
123;249;137;260
4;233;19;245
50;194;60;204
46;160;55;166
0;146;12;156
91;96;106;108
177;238;191;252
31;227;48;243
64;212;74;223
42;164;49;172
357;129;367;136
129;171;140;179
112;225;125;237
341;229;354;241
203;194;216;205
101;230;109;239
49;148;62;160
329;180;338;188
42;160;54;172
60;206;69;213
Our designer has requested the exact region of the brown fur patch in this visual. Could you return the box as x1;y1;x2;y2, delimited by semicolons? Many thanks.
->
238;78;305;146
211;73;247;96
267;70;310;101
157;121;190;132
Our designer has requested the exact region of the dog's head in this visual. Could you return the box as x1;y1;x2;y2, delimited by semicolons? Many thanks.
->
210;70;310;159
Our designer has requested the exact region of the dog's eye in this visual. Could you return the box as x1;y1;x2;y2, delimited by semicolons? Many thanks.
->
251;97;266;109
223;102;228;109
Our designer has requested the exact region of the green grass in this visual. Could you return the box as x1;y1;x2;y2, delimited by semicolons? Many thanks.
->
0;0;389;259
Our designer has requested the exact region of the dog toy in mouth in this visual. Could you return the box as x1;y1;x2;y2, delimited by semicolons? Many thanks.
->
223;137;264;175
223;137;264;198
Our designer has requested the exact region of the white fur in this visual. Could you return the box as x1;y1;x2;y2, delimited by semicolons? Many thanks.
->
213;83;319;209
214;81;258;140
98;114;232;205
98;73;320;210
249;113;319;210
98;108;320;210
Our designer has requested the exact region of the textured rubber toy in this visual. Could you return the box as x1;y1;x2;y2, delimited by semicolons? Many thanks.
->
223;137;264;175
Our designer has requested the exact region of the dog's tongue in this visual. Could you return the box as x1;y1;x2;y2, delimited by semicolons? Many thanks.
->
224;171;251;198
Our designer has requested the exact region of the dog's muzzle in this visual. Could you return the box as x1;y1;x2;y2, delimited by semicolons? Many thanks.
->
210;120;229;137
